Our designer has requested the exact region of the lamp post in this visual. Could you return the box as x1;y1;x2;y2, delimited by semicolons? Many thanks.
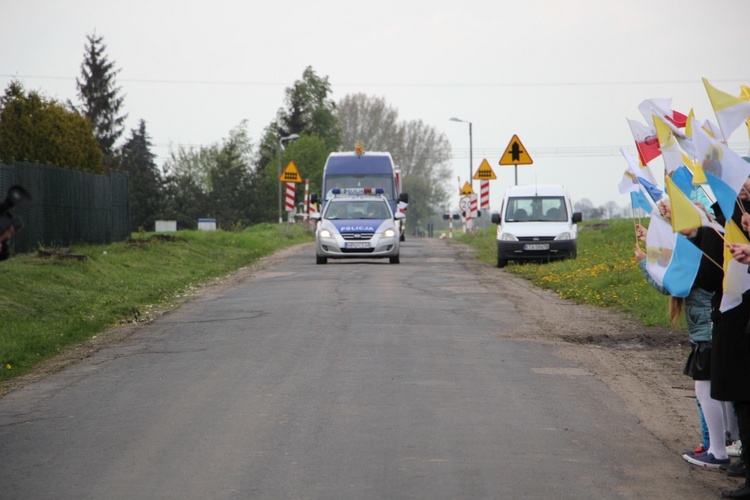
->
449;117;473;190
277;133;300;223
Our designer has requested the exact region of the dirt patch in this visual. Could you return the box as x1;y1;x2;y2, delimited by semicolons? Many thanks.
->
459;245;737;492
127;234;186;245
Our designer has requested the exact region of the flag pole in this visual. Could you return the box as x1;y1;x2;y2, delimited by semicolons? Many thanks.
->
737;196;749;215
701;249;723;271
710;225;726;243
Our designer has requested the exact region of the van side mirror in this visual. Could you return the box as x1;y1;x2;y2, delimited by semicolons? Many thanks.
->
398;192;409;204
572;212;582;224
491;213;501;225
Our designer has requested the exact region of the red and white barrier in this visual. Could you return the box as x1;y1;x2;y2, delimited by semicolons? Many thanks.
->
285;183;295;212
480;180;489;210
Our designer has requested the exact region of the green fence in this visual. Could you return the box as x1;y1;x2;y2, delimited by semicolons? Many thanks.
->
0;162;130;255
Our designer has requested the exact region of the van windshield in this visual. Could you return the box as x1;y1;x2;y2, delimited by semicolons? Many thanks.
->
505;196;568;222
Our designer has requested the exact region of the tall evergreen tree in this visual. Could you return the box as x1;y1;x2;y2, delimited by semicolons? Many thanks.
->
76;32;127;168
119;120;162;231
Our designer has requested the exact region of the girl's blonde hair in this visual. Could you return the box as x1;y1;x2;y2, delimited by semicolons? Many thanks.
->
668;296;684;327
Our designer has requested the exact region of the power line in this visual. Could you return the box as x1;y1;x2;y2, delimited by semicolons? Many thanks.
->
2;74;749;88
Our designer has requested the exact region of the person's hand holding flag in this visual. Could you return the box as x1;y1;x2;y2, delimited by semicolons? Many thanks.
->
728;243;750;265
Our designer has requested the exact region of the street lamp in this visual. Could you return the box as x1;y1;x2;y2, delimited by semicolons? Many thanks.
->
277;133;300;223
449;117;473;189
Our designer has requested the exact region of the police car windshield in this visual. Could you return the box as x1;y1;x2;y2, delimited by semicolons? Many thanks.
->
324;200;390;220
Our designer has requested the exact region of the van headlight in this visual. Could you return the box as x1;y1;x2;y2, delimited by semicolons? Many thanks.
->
319;228;334;239
555;232;573;240
383;228;396;238
500;232;518;241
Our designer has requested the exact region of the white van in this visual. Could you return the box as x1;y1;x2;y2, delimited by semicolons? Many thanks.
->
490;184;582;268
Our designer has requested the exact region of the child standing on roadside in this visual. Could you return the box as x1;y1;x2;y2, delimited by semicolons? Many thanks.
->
634;222;730;469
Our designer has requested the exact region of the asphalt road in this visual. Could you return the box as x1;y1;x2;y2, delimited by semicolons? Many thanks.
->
0;238;713;499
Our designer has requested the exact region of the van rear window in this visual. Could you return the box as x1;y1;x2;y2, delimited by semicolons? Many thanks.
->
505;196;567;222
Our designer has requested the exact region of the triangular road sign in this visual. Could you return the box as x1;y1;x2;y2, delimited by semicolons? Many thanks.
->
460;181;474;195
499;135;533;165
473;158;497;180
279;161;303;183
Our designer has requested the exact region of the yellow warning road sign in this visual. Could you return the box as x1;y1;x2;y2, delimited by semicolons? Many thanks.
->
459;181;474;195
279;161;303;183
499;135;533;165
473;158;497;180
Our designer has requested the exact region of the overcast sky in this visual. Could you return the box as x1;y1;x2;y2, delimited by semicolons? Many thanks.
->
2;0;749;211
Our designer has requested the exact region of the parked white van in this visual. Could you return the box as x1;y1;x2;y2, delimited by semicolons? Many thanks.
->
490;184;582;268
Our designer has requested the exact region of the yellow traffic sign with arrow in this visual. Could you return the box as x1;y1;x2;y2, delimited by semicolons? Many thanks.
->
499;135;533;165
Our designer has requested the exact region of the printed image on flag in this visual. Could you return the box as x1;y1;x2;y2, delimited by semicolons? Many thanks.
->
645;215;702;298
693;120;750;220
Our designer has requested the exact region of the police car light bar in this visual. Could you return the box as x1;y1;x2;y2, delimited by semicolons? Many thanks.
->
331;188;385;195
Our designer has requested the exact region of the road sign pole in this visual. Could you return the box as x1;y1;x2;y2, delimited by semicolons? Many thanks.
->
515;165;518;185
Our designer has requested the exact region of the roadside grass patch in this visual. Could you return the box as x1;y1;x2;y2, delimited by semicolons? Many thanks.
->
0;224;312;381
457;219;673;328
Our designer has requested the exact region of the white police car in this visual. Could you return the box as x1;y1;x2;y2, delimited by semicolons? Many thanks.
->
312;188;405;264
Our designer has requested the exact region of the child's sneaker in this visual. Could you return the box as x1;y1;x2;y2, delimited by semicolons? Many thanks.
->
727;440;742;458
682;444;707;455
682;452;731;469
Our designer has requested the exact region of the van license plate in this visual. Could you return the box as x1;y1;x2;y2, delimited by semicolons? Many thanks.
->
345;242;370;249
524;243;549;251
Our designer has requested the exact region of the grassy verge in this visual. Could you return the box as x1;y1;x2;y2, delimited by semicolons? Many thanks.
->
456;219;675;328
0;223;313;381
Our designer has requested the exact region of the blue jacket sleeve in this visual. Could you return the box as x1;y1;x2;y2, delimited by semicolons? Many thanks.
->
637;259;670;296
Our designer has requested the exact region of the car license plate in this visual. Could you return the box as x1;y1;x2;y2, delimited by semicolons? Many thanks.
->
524;243;549;251
345;242;370;249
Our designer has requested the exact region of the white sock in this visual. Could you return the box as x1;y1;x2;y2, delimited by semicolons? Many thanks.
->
695;380;729;459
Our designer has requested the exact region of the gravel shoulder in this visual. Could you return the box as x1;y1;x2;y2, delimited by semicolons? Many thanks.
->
455;242;735;492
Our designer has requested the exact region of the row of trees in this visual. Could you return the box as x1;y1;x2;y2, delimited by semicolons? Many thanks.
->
0;34;454;232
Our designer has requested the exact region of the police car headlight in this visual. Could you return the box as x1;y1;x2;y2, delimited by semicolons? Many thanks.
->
383;228;397;238
319;228;334;239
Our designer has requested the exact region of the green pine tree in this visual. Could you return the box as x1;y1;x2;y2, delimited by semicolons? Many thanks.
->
119;120;162;231
76;32;127;169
